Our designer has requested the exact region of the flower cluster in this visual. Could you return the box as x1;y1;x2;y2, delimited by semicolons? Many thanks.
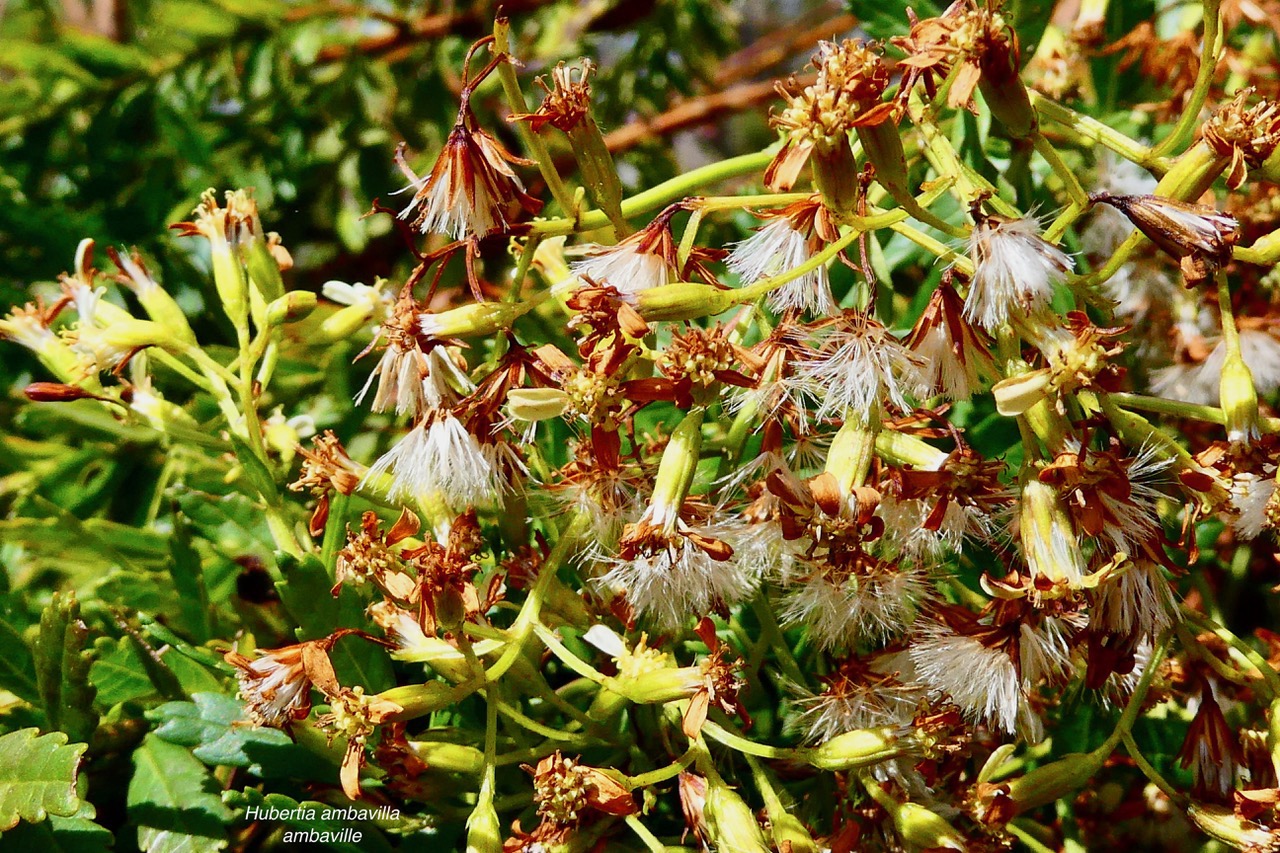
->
7;4;1280;852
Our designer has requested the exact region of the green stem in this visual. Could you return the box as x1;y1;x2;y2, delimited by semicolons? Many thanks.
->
1121;731;1186;806
625;815;666;853
485;514;588;681
1147;0;1222;160
1216;270;1240;350
1030;93;1163;172
1184;610;1280;699
625;745;697;788
493;18;576;216
530;150;775;237
888;221;972;273
700;719;799;760
1007;821;1060;853
1103;632;1169;753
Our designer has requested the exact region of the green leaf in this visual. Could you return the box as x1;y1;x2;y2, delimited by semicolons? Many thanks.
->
128;735;232;853
222;790;394;853
2;795;112;853
34;594;99;744
167;512;215;643
0;728;85;831
175;491;276;567
227;433;279;502
275;554;393;692
89;637;158;707
0;615;39;703
138;616;233;675
148;693;332;779
1;812;114;853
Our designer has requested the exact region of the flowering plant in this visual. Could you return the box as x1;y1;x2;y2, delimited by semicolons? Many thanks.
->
4;0;1280;850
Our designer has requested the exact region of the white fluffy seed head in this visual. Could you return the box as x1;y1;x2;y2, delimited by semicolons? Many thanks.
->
965;217;1072;332
600;535;760;632
727;218;834;316
571;245;669;299
801;314;927;421
777;561;931;652
909;625;1035;738
361;415;501;507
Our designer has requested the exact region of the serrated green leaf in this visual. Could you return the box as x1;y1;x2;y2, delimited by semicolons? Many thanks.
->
0;728;85;831
34;594;98;744
148;693;332;779
275;554;392;692
0;616;39;703
2;812;114;853
128;735;232;853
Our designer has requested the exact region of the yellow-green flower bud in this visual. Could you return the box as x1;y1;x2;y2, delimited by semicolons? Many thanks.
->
210;237;250;331
750;760;819;853
1018;478;1088;589
874;429;949;470
319;304;377;341
802;727;901;771
1;308;85;385
507;388;570;422
113;249;197;347
826;419;878;499
1269;695;1280;781
895;802;967;851
811;140;862;217
1154;140;1230;204
613;666;701;705
978;72;1037;140
634;283;735;322
466;779;503;853
408;741;486;775
418;301;536;339
1187;804;1278;851
1220;349;1260;443
1002;750;1104;813
266;291;317;327
377;682;467;722
1261;142;1280;184
1243;226;1280;265
244;233;287;304
703;775;771;853
856;123;911;200
648;408;704;521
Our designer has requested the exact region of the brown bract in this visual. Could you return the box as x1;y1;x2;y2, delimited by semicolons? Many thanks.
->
1203;89;1280;189
889;442;1008;530
682;617;749;737
398;109;542;241
335;508;421;601
403;509;488;635
894;1;1019;112
510;60;595;133
523;751;638;826
290;431;362;536
766;39;895;191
